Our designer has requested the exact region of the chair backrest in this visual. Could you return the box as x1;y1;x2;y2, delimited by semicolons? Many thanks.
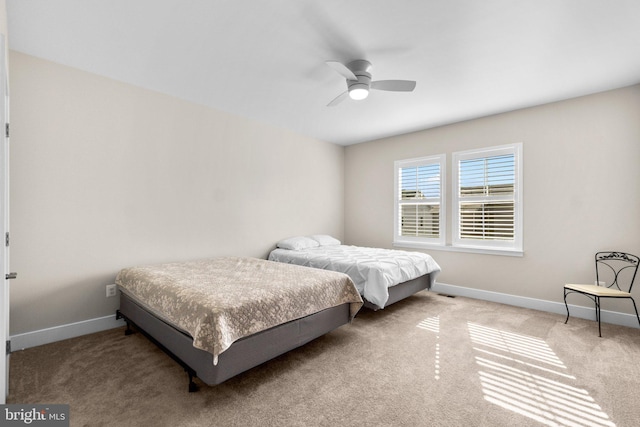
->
595;251;640;293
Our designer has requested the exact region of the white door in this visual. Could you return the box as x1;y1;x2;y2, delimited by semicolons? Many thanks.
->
0;33;9;404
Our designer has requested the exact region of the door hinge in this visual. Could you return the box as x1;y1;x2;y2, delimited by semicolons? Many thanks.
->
5;232;8;247
6;340;10;355
5;123;8;138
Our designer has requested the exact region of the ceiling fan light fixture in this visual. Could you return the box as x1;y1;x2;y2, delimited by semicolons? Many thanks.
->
349;84;369;100
326;59;414;106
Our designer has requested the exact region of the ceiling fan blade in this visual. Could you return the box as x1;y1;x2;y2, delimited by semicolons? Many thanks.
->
327;91;349;107
371;80;416;92
326;61;357;80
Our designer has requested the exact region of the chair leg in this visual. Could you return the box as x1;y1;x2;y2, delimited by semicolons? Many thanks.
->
563;289;570;324
630;297;640;329
596;296;601;338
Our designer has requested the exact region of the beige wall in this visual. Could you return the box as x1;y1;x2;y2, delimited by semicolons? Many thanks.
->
345;85;640;313
9;51;345;335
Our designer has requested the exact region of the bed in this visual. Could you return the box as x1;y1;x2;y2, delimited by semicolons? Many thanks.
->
115;256;363;391
268;235;441;310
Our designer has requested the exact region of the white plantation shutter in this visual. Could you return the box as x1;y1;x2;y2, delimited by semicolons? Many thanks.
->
459;202;514;240
394;155;445;246
453;144;522;251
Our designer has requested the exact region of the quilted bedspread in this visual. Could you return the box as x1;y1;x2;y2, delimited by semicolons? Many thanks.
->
115;257;363;364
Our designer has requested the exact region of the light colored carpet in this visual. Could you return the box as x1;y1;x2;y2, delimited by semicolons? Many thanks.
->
8;291;640;427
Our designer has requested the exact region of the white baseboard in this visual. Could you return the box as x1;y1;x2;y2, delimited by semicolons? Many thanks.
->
8;283;639;351
431;282;640;329
9;315;125;352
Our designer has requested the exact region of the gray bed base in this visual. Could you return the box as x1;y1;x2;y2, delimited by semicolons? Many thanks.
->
363;273;432;310
116;293;351;391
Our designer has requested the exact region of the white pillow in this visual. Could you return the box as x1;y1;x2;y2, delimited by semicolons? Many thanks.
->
276;236;320;250
309;235;341;246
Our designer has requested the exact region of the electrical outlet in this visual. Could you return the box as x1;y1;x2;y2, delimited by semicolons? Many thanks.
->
106;284;117;298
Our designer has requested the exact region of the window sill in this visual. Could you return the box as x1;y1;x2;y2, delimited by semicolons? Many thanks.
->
393;241;524;257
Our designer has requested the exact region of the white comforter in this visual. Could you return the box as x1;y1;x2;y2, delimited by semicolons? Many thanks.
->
268;245;441;309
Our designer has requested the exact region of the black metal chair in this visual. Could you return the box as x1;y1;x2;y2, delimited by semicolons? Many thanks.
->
564;251;640;337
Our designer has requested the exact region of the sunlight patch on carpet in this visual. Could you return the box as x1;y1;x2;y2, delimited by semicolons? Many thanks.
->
417;316;440;380
468;322;615;427
417;316;439;333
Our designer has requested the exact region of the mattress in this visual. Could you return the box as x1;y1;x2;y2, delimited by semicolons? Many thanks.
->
268;245;441;308
115;256;363;364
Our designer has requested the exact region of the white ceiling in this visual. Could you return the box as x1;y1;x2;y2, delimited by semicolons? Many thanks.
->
6;1;640;145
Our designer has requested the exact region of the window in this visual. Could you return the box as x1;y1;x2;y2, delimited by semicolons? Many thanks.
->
452;143;522;252
394;155;445;246
393;144;522;256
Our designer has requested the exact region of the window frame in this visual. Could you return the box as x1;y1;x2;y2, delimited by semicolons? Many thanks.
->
451;143;523;253
393;154;446;248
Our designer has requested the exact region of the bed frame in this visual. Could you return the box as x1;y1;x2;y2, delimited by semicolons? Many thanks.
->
362;273;432;310
116;292;351;392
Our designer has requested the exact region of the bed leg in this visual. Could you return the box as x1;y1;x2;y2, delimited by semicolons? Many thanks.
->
187;369;198;392
116;310;135;336
124;322;134;336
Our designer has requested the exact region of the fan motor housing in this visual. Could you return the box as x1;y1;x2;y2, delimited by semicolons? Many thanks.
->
347;74;371;89
346;60;372;95
346;59;372;74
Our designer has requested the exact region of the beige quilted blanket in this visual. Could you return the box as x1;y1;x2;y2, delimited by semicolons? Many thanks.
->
115;257;363;364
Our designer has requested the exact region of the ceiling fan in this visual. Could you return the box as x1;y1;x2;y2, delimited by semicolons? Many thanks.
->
326;59;416;107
